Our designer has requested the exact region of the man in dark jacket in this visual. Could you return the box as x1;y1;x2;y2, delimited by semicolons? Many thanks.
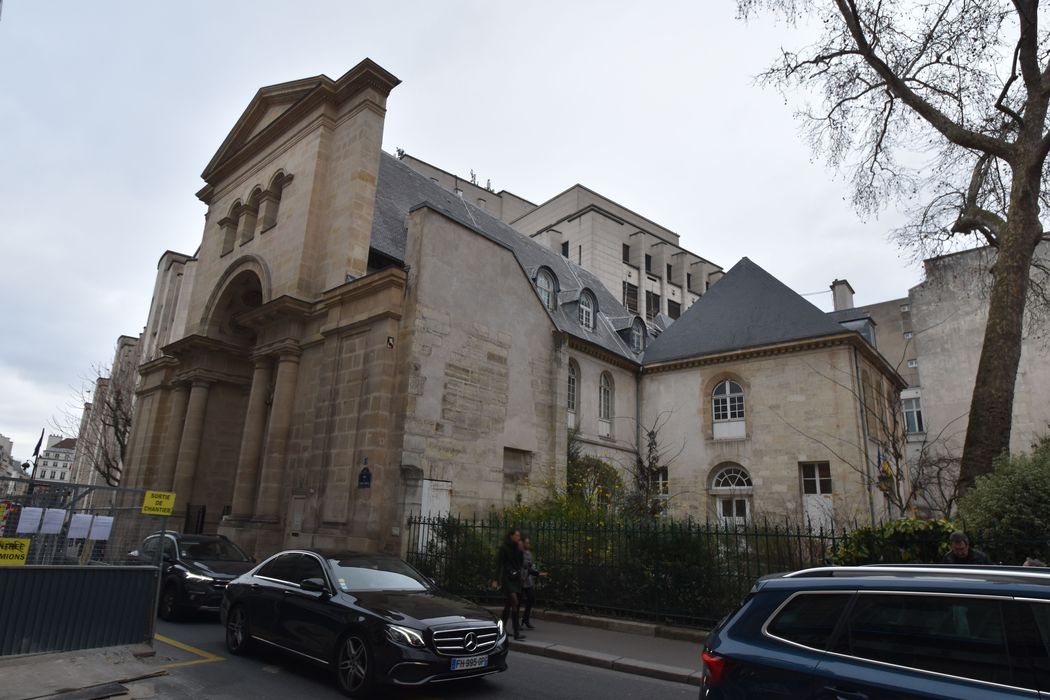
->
941;532;991;565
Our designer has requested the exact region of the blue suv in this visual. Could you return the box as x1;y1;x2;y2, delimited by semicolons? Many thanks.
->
700;565;1050;698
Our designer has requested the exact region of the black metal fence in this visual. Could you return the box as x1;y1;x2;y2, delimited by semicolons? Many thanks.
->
406;515;844;627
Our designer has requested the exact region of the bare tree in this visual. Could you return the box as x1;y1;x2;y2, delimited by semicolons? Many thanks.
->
52;337;140;487
617;411;687;517
738;0;1050;491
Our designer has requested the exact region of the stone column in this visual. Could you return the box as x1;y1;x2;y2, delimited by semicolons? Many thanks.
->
228;356;273;519
253;348;301;522
171;379;211;508
155;383;190;491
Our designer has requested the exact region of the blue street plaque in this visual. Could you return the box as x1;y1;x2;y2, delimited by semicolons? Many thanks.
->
358;467;372;489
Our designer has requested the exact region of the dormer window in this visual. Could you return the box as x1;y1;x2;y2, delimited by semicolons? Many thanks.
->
536;269;556;311
631;319;645;353
578;291;596;330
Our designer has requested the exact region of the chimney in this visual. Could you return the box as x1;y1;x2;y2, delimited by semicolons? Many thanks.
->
707;270;724;290
830;279;855;311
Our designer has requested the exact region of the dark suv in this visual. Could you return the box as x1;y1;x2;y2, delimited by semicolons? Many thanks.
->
700;565;1050;699
133;531;254;620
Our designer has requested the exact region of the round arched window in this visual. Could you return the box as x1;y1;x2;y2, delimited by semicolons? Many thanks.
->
536;270;556;310
712;379;744;422
710;465;752;526
578;291;596;330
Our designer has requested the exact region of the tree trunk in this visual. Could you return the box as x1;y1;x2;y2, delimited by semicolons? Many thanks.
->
958;166;1043;492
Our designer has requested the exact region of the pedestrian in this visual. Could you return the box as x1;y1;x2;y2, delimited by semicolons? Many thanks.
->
941;531;992;565
492;528;526;640
520;536;548;630
1023;557;1047;567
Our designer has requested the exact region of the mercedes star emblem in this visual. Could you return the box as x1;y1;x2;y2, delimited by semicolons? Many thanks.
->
463;632;477;651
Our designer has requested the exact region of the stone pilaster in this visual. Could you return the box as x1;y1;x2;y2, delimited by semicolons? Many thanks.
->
252;345;301;522
171;379;211;510
228;355;273;520
157;383;190;491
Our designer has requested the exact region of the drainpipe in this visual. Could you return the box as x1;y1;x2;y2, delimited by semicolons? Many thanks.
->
853;346;878;527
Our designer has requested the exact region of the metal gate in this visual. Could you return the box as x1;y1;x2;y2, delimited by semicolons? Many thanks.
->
0;476;167;656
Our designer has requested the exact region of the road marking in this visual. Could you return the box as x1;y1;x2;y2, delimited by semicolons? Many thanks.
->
155;633;225;669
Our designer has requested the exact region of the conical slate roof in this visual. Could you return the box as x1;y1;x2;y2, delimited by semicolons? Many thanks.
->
642;257;848;364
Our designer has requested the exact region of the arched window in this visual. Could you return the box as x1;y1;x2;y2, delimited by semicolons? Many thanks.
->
259;171;292;232
578;291;596;330
598;372;614;438
239;188;262;244
599;373;613;420
630;319;645;353
571;365;579;430
536;269;556;310
712;380;745;422
710;464;753;526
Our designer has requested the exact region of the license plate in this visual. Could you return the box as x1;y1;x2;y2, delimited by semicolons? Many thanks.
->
451;655;488;671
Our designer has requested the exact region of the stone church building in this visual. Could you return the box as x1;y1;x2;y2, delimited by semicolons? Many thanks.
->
123;59;905;558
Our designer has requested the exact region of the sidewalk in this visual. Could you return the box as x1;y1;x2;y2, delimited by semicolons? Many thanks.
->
0;645;162;700
500;608;708;686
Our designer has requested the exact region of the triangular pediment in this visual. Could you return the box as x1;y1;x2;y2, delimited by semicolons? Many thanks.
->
199;59;400;195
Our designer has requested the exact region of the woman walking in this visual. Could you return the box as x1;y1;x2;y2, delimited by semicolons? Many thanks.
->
493;528;526;640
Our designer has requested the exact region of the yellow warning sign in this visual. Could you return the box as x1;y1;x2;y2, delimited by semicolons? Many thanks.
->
142;490;176;516
0;538;30;566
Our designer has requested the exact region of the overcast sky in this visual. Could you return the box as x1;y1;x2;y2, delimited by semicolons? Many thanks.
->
0;1;922;460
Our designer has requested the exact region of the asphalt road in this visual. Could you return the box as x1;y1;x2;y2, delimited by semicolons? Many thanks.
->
133;614;697;699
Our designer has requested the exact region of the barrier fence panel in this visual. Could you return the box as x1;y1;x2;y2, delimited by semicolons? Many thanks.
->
0;476;168;656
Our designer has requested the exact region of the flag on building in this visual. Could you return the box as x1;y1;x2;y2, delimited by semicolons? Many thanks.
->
31;429;44;458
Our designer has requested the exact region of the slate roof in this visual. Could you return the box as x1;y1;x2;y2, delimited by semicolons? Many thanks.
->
642;257;850;364
370;153;645;362
50;438;77;451
826;308;876;325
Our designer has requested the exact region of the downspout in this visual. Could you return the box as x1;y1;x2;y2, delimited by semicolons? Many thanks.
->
853;346;878;527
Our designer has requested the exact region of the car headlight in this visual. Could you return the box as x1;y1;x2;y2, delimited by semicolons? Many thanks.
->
497;619;505;638
184;571;214;583
385;624;426;648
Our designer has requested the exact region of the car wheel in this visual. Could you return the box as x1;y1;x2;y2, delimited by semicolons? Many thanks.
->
225;605;251;655
158;584;181;621
335;633;375;698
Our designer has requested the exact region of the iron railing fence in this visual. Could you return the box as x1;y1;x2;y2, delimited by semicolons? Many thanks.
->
406;514;1049;628
406;514;844;627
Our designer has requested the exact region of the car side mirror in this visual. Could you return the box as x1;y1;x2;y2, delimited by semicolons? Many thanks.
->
128;550;140;558
428;577;439;588
300;577;328;594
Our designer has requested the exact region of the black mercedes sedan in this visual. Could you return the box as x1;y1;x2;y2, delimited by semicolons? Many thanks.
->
221;549;508;697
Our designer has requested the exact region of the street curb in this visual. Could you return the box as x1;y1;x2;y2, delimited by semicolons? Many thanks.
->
510;639;700;686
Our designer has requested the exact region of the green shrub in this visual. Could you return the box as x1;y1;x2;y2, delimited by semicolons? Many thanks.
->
957;440;1050;564
829;518;956;565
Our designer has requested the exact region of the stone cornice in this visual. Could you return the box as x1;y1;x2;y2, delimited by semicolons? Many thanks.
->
643;333;860;375
163;334;247;360
174;367;251;388
566;335;641;372
253;338;303;360
237;295;316;330
319;267;407;309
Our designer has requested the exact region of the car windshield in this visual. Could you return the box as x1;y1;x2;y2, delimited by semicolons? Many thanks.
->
179;538;250;562
327;555;430;592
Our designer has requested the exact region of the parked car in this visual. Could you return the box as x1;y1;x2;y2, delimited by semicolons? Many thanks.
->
221;549;508;697
700;564;1050;699
131;531;254;620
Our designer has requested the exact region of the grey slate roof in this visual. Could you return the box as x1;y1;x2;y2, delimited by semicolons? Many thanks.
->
826;308;875;325
642;257;850;364
369;153;645;362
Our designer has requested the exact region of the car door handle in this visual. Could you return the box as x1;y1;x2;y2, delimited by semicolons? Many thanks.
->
823;687;868;700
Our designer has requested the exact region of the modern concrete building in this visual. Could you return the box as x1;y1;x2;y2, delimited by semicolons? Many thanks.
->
121;60;906;558
401;156;722;323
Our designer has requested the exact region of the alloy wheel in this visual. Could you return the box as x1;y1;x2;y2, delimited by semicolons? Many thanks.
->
226;606;249;654
337;635;370;695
